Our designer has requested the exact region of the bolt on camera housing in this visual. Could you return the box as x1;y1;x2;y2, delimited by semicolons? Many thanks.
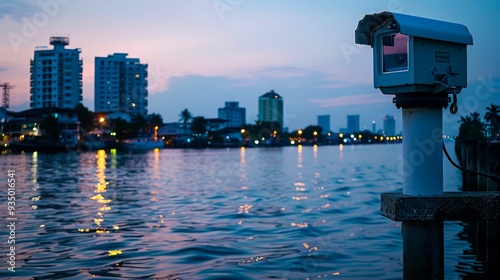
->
355;11;473;109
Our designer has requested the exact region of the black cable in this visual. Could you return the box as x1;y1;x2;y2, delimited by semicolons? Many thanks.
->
442;142;500;182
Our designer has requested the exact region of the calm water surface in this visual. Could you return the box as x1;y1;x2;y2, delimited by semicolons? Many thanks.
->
0;144;483;279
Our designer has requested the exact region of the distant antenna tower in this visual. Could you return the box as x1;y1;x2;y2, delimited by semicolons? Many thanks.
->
0;82;15;108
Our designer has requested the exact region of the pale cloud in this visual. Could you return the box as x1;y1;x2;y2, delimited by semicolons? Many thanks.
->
310;94;393;108
0;0;37;20
0;0;498;134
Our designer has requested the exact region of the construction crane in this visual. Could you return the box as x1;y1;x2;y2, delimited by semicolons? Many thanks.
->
0;82;14;109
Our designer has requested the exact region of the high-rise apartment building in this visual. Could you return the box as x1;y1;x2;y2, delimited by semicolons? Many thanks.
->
347;115;360;133
30;36;82;109
384;115;396;136
318;115;331;134
218;101;246;128
94;53;148;116
258;89;283;127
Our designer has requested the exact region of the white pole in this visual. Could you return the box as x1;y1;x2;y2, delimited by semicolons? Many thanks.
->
402;107;443;195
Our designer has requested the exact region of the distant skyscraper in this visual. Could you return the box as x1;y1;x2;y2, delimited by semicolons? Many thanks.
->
94;53;148;116
384;115;396;136
372;121;376;134
30;36;82;109
318;115;331;134
258;89;283;127
347;115;360;133
218;101;246;128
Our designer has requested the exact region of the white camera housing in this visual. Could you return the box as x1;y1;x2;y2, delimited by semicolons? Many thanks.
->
355;11;473;95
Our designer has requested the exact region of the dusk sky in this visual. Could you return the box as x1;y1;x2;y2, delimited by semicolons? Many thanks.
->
1;0;499;134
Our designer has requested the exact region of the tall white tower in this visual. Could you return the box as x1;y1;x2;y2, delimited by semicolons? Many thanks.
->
30;36;82;109
258;90;283;127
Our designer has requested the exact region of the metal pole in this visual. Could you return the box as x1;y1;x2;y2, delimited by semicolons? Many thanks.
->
402;107;443;195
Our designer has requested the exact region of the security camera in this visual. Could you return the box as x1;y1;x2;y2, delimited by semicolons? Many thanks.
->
355;11;473;103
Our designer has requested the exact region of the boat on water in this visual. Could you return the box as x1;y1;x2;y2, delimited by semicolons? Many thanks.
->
122;138;164;150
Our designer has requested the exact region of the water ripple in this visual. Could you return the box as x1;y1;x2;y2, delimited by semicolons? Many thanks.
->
0;145;480;279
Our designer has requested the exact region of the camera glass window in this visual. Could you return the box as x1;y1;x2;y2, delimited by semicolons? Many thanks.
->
382;33;408;73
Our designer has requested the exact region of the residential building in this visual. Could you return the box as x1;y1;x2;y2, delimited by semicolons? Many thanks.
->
30;36;82;109
347;115;360;133
317;115;331;134
158;122;190;138
218;101;246;128
3;107;80;147
94;53;148;116
258;89;283;127
384;115;396;136
206;118;229;132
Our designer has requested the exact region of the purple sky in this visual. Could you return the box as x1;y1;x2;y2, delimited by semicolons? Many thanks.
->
1;0;499;134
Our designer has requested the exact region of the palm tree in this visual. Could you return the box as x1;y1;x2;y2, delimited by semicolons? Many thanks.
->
190;116;208;148
458;112;485;140
132;114;147;137
178;109;193;135
149;113;164;127
191;116;207;135
484;103;500;138
73;103;94;132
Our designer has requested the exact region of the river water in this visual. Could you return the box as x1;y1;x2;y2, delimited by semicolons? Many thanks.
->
0;144;488;279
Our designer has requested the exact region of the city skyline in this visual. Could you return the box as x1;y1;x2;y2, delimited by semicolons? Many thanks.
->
1;0;500;134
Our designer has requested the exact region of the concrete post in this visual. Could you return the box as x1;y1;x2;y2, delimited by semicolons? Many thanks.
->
402;221;444;280
402;107;443;195
401;107;445;279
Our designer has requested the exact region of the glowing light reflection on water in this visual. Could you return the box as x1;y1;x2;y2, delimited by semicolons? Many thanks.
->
0;144;487;279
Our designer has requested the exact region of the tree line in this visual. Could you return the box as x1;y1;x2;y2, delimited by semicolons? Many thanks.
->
74;103;163;140
457;103;500;141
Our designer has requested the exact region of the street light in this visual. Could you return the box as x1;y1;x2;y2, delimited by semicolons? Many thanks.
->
98;117;106;135
298;129;303;135
240;128;246;134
